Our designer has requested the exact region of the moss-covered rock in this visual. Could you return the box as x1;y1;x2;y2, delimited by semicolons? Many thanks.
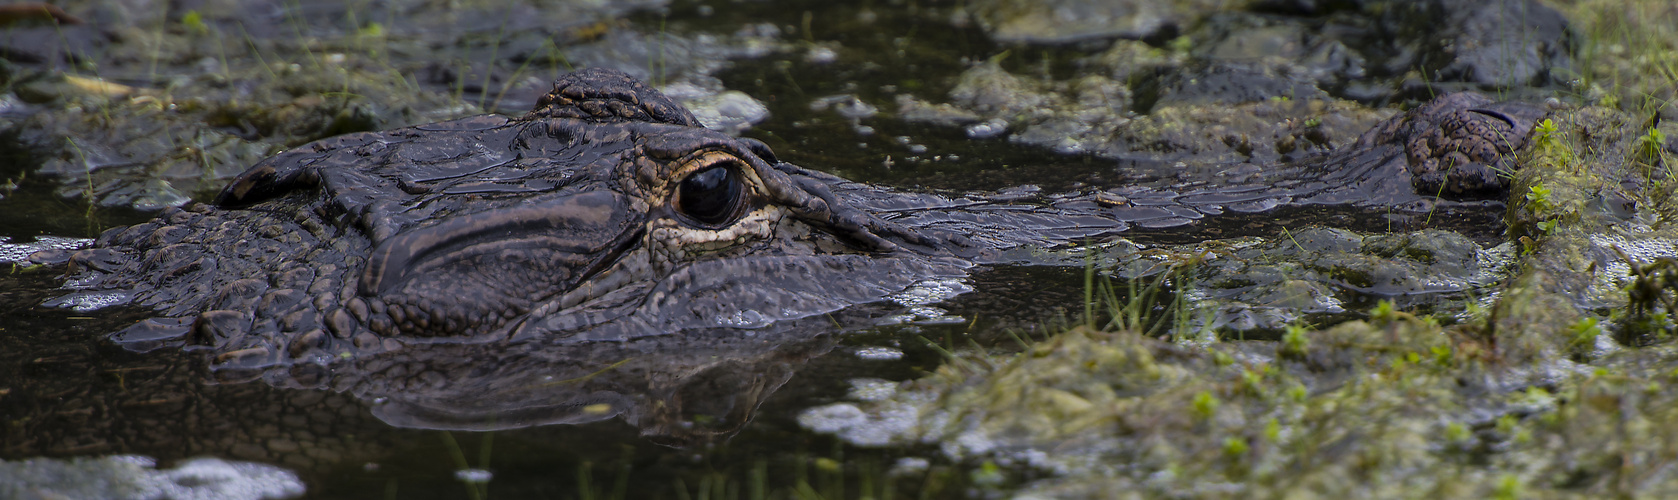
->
802;12;1678;491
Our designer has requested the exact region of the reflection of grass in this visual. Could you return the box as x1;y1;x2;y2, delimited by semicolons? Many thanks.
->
565;444;936;500
668;451;928;500
415;431;951;499
440;431;494;500
63;137;98;235
281;0;323;71
491;38;561;112
47;8;113;233
576;446;633;500
1088;246;1208;342
1566;0;1678;116
477;20;506;111
535;357;635;388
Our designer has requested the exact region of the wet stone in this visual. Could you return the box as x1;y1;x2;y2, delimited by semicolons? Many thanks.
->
1430;0;1575;88
1141;64;1330;110
965;0;1238;43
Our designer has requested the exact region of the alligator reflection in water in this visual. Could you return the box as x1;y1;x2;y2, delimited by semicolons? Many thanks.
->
2;304;844;464
5;68;1541;442
337;318;842;447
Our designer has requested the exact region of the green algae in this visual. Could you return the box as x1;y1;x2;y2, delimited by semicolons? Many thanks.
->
811;91;1678;498
1;16;484;210
820;291;1678;497
923;53;1394;164
0;0;784;213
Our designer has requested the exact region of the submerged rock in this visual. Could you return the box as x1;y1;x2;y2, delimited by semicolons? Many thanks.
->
912;0;1579;174
919;57;1393;164
963;0;1239;44
1393;0;1577;89
1189;226;1515;334
3;68;472;209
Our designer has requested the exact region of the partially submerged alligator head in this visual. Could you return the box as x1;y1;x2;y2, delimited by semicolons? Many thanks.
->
35;68;981;369
12;68;1547;437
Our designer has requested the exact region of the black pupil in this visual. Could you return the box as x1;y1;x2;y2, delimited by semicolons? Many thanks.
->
677;166;742;225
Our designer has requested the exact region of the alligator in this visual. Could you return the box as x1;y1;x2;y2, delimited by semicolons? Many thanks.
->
16;68;1544;385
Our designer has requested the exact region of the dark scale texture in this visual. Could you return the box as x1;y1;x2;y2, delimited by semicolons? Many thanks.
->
32;71;1543;390
1397;94;1548;196
37;69;986;381
524;67;704;127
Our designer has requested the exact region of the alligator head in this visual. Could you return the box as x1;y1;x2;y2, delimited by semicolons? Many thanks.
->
42;68;979;376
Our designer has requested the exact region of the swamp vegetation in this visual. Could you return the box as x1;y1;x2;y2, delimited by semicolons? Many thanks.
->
3;0;1678;498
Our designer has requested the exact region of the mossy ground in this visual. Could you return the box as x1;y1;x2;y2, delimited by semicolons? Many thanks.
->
856;266;1678;497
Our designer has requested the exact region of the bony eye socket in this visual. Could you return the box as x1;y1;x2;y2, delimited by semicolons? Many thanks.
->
674;163;747;226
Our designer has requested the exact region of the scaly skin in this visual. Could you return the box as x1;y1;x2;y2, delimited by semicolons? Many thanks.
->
26;70;1544;385
1394;93;1549;196
36;68;977;379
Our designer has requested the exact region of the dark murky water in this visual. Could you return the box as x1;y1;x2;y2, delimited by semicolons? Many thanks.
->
0;0;1508;498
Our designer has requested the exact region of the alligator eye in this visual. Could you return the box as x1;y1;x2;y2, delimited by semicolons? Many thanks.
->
675;165;746;226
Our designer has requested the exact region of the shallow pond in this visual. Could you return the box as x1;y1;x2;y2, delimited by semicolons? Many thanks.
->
0;0;1562;498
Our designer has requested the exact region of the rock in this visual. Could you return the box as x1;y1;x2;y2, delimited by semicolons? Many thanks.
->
1428;0;1576;88
964;0;1241;44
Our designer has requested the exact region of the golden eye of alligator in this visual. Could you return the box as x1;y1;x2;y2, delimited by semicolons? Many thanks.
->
672;151;750;227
